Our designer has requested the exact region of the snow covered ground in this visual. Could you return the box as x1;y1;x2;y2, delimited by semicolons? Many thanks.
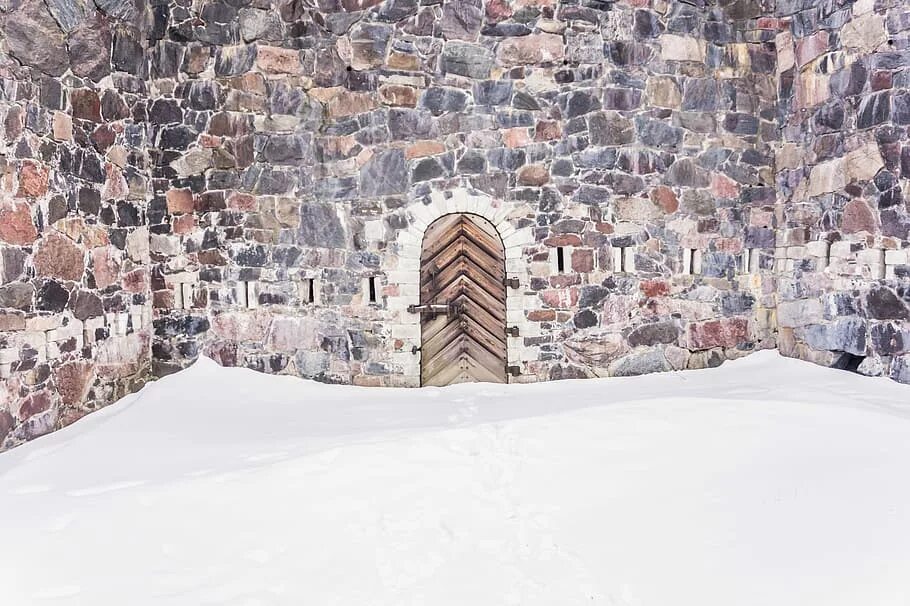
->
1;351;909;606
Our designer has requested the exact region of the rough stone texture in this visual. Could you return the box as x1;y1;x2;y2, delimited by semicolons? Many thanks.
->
776;0;910;382
4;0;909;451
0;0;152;451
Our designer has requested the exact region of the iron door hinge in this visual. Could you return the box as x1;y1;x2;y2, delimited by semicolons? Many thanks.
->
507;365;522;377
506;326;520;337
504;277;520;289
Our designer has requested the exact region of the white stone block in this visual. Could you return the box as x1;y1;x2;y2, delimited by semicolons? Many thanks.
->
506;309;525;323
805;240;829;258
364;219;385;241
829;241;853;259
506;258;526;273
386;270;419;285
390;324;420;339
885;249;909;266
786;245;807;259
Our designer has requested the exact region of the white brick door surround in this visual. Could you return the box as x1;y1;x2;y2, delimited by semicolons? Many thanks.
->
386;189;536;385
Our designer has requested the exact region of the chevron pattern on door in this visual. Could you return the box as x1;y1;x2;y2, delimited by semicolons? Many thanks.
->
419;213;507;386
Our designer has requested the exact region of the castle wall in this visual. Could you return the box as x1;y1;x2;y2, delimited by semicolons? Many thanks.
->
18;0;903;451
0;0;154;449
147;0;779;386
775;0;910;381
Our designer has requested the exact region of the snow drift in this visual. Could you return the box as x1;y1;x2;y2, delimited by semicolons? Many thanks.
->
1;351;909;605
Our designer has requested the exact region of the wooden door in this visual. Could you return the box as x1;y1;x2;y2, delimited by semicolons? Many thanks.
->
419;213;507;386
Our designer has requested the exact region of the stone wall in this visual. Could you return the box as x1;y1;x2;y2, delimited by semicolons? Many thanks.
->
775;0;910;382
0;0;154;449
146;0;779;387
1;0;833;451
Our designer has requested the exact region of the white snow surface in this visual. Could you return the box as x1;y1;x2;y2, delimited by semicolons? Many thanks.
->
1;351;910;606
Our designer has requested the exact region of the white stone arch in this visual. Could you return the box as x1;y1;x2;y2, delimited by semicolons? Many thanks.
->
385;188;536;385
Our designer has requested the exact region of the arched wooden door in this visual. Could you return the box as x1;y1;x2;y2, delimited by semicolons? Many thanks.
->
417;213;507;386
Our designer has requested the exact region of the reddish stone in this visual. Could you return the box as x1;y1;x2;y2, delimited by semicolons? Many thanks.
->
71;89;102;122
197;250;228;265
687;317;750;350
518;164;549;186
756;17;784;29
535;120;562;141
795;31;828;67
379;84;418;107
640;279;670;298
527;309;556;322
0;200;38;245
0;312;26;331
200;134;221;148
166;188;194;214
405;140;445;160
502;127;531;148
212;310;273;342
540;288;579;309
173;214;196;235
91;247;120;289
17;161;49;198
34;232;85;281
486;0;512;21
842;198;878;234
18;390;52;420
387;52;420;71
871;70;892;91
715;238;742;253
121;268;149;294
102;163;129;200
152;289;174;309
571;248;594;273
594;222;615;234
650;186;678;214
256;46;302;74
497;33;565;66
227;192;257;212
549;274;581;288
54;361;94;406
91;124;116;152
326;91;376;119
710;174;740;199
269;316;319;351
4;106;23;141
543;234;583;247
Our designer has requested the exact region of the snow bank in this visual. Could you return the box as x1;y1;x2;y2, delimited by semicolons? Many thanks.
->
1;351;909;605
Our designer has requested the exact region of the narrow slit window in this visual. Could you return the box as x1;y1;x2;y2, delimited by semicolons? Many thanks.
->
303;277;316;304
612;246;634;273
368;276;377;304
683;248;700;275
742;248;759;274
245;281;259;309
824;242;831;269
236;281;247;309
556;247;565;273
181;283;194;309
